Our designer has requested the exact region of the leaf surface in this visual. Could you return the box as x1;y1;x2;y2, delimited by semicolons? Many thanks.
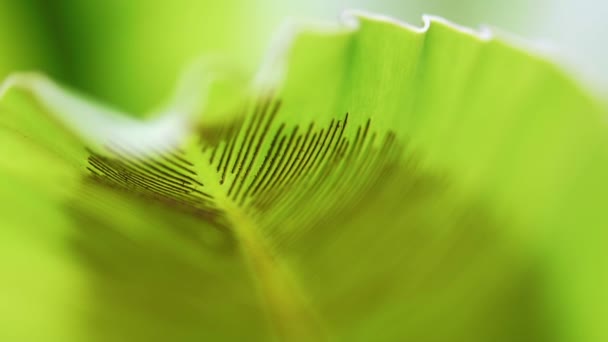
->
1;12;607;342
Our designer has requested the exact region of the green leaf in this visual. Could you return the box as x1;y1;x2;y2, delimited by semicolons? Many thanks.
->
1;12;607;342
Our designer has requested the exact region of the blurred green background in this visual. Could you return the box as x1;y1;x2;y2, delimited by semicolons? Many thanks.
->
0;0;606;114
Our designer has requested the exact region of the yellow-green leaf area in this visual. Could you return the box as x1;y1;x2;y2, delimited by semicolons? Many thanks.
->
1;12;607;342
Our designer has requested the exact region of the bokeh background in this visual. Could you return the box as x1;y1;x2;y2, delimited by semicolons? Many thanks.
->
0;0;606;112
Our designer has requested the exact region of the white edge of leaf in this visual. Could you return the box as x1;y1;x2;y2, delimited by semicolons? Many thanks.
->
1;10;602;156
343;10;580;63
255;9;604;110
252;10;498;92
345;10;604;104
0;65;217;156
342;10;494;40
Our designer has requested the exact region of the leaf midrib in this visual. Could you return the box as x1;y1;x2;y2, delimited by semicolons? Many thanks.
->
219;199;326;341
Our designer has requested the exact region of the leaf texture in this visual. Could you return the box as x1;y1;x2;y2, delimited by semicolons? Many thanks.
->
0;12;607;342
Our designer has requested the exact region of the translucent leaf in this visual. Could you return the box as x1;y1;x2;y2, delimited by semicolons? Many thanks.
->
1;12;606;342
